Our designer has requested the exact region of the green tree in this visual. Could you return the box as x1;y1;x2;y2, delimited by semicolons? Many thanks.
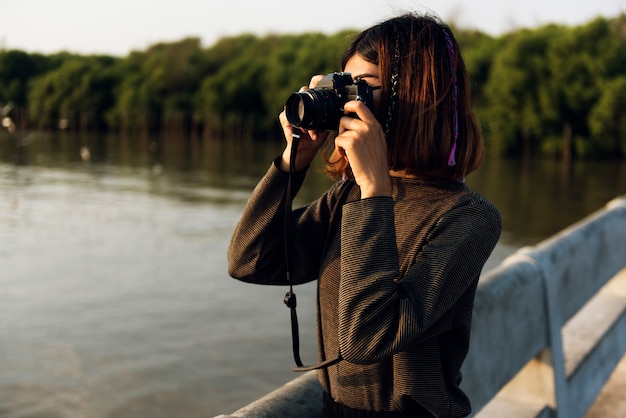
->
0;50;54;127
108;37;209;133
588;76;626;157
193;35;271;136
28;56;119;130
544;17;626;157
481;25;563;157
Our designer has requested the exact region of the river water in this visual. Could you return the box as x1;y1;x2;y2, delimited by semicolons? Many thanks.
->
1;131;625;417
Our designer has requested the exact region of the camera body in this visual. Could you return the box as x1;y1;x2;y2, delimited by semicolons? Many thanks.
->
285;72;375;131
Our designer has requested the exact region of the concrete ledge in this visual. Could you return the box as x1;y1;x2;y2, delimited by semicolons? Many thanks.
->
214;370;322;418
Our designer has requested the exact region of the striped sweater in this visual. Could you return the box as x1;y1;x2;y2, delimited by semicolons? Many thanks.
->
228;160;502;417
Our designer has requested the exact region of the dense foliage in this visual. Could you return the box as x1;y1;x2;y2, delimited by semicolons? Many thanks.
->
1;15;625;158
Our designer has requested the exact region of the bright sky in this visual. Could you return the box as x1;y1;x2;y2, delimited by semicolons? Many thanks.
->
1;0;625;56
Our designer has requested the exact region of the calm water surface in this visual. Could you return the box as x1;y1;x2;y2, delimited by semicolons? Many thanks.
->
1;132;625;417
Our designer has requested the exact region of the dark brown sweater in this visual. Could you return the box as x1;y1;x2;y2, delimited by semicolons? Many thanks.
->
228;161;502;417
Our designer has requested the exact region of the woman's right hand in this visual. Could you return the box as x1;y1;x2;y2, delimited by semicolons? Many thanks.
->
278;75;330;172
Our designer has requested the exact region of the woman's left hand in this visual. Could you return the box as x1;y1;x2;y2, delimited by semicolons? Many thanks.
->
334;100;392;199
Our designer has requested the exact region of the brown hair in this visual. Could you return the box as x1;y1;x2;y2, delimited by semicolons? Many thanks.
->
324;13;484;180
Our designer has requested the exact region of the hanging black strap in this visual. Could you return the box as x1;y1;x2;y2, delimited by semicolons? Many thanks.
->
283;128;342;372
283;128;304;368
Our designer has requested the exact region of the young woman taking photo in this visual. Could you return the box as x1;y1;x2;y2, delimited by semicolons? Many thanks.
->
228;13;502;418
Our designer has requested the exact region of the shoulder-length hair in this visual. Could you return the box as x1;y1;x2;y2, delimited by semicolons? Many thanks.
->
324;13;484;180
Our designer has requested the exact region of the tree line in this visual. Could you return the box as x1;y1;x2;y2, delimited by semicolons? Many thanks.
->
1;14;625;159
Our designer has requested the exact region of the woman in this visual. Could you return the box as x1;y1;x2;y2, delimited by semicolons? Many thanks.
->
228;13;502;418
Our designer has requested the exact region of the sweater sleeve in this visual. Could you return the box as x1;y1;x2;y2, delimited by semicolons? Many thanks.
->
227;160;334;286
338;197;502;364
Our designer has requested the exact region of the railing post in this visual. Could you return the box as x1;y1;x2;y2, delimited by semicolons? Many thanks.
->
538;257;569;418
515;246;569;417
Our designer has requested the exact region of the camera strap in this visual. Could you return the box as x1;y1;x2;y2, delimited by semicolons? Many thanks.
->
283;127;303;368
283;128;342;372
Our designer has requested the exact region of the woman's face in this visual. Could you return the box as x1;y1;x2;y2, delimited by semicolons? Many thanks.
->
344;54;382;111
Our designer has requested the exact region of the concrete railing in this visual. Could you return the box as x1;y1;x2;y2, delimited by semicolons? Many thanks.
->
216;195;626;418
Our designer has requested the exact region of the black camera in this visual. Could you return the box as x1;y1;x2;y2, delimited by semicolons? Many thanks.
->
285;72;375;131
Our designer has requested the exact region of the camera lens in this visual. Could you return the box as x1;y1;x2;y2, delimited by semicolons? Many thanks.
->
285;89;340;131
285;91;316;128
